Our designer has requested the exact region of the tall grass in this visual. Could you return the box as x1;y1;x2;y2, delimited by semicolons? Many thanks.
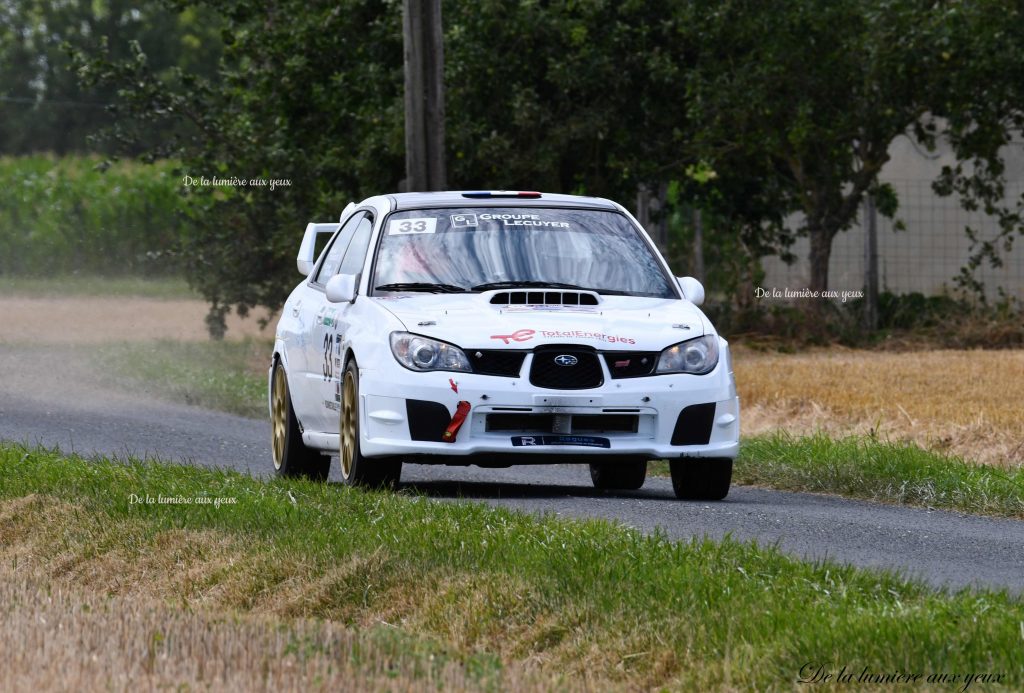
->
0;155;186;276
2;444;1023;690
736;432;1024;518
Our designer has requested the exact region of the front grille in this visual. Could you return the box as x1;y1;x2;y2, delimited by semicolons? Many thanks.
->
470;350;526;377
528;345;604;390
603;352;659;378
486;412;638;433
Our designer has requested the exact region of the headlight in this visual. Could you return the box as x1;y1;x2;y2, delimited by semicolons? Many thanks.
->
390;332;472;372
656;335;719;375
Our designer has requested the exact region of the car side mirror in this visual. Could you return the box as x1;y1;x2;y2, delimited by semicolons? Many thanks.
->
325;274;357;303
677;276;705;306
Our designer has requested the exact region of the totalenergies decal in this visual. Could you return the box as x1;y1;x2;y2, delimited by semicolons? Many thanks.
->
489;328;635;345
541;330;636;345
490;329;536;344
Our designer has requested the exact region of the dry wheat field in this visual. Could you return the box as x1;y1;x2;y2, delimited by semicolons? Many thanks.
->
735;346;1024;468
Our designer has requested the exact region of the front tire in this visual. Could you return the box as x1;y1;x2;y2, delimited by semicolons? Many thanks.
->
339;359;402;488
669;457;732;500
271;360;330;481
589;460;647;490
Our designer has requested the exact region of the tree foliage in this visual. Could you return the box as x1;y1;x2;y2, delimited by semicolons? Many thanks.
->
58;0;1024;332
73;0;711;334
681;0;1024;295
0;0;221;154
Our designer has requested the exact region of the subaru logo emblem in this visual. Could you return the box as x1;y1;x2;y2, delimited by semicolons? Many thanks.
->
554;354;578;367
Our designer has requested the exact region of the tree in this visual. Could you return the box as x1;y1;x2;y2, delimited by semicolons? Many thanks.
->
73;0;708;333
0;0;222;154
681;0;1024;296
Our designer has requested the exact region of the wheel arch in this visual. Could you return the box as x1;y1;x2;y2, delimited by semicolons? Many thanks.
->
269;344;304;431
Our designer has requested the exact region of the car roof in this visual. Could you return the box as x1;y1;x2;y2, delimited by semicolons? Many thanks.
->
384;191;620;211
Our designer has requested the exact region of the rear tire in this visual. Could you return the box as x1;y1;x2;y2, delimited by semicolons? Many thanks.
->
271;360;330;481
589;460;647;491
669;457;732;500
339;359;402;488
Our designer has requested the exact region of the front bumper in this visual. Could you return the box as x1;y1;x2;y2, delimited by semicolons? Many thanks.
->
357;350;739;461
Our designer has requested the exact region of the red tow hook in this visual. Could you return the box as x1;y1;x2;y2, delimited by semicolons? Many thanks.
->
442;401;472;443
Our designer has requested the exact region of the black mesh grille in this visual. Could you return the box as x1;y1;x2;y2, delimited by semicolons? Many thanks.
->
603;352;659;378
470;350;526;377
571;414;638;433
671;403;716;445
486;413;554;432
406;399;452;442
485;413;638;433
529;346;604;390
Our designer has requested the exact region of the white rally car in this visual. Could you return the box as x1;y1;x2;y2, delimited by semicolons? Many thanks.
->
270;191;739;499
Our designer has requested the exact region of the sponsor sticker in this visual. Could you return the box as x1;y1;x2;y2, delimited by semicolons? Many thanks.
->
490;328;536;344
539;329;636;345
450;213;477;227
511;435;611;448
477;213;570;228
388;217;438;235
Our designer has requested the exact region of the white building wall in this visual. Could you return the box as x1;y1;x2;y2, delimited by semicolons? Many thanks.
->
761;137;1024;301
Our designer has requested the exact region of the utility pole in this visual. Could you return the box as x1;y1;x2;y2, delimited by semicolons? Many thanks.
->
692;208;705;280
636;183;651;234
402;0;446;192
863;193;879;330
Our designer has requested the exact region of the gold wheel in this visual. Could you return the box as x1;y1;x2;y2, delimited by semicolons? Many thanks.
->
271;365;288;470
340;368;357;479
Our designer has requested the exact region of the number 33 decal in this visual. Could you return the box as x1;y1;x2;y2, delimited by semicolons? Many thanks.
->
387;217;436;235
322;333;334;380
398;220;427;233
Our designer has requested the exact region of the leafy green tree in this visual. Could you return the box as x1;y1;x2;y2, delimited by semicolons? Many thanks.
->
73;0;707;333
681;0;1024;296
68;0;1024;332
0;0;222;154
74;0;407;334
445;0;687;199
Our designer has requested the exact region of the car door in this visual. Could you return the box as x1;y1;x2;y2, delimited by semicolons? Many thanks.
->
290;213;361;428
308;210;375;432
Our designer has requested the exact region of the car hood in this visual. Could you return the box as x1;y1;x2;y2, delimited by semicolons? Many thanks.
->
371;293;712;351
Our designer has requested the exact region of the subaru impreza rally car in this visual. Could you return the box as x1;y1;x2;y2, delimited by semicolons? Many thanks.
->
270;191;739;499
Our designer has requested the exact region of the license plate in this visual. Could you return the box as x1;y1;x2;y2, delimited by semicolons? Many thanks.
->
510;435;610;448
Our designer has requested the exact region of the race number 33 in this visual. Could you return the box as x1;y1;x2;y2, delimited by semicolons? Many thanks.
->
387;217;437;235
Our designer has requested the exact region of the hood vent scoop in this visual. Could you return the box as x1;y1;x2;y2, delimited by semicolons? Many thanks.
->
489;290;600;307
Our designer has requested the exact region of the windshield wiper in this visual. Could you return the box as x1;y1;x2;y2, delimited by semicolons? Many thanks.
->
471;280;591;292
374;282;467;293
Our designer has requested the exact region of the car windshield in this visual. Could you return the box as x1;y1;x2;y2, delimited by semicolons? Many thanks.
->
372;207;676;298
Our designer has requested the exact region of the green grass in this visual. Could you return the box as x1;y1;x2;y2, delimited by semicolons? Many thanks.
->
649;433;1024;520
0;275;197;299
736;433;1024;518
2;443;1021;690
99;338;271;418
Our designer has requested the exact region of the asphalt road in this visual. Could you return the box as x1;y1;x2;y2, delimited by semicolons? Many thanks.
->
1;384;1021;594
